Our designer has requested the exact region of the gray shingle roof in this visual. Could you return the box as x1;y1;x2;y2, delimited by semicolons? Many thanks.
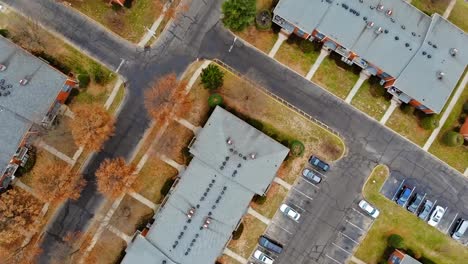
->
121;106;289;264
0;36;67;174
273;0;468;113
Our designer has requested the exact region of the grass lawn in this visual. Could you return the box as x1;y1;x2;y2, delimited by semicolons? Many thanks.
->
351;78;391;120
181;62;345;184
41;116;79;158
355;165;468;264
18;148;69;187
228;214;267;258
448;0;468;32
429;83;468;173
108;83;126;114
386;107;432;147
109;194;154;236
154;121;194;165
68;0;164;43
250;183;288;218
217;254;242;264
132;156;178;203
411;0;450;15
312;54;360;99
85;229;126;264
275;36;320;76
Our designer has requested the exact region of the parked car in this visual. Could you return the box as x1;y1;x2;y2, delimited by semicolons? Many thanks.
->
418;200;433;220
428;206;445;227
451;218;468;241
280;204;301;221
358;199;380;218
308;156;329;172
396;186;412;206
258;235;283;254
253;249;274;264
407;193;423;213
302;168;322;184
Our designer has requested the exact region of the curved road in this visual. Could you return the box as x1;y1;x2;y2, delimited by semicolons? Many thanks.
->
3;0;468;263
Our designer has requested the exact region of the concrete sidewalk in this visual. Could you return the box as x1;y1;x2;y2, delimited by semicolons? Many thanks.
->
223;248;248;264
248;207;271;225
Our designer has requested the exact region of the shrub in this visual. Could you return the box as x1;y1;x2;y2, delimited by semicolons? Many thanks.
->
387;234;405;249
222;0;256;31
463;101;468;114
91;64;110;85
290;140;305;157
208;94;223;107
77;73;91;89
201;65;224;90
0;29;10;38
32;51;71;75
253;194;267;205
160;178;176;197
369;84;387;97
400;104;414;114
420;115;439;130
458;113;467;125
299;40;315;53
232;222;244;240
15;147;37;177
443;131;464;147
255;10;272;31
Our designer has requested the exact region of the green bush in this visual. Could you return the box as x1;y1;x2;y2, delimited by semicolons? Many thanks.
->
222;0;256;31
160;178;176;197
255;10;272;31
443;131;464;147
369;84;387;97
0;29;10;38
232;222;244;240
201;65;224;90
458;113;467;125
32;51;71;75
15;147;37;177
463;101;468;114
77;73;91;89
290;140;305;157
387;234;405;249
252;194;267;205
401;104;414;114
299;40;315;53
208;94;223;107
91;64;110;85
420;115;439;130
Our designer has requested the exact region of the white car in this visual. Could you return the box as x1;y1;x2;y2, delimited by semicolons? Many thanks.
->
358;199;380;218
280;204;300;221
428;205;445;227
253;249;274;264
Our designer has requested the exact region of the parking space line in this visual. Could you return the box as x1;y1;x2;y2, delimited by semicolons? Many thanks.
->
325;254;342;264
444;213;459;234
332;242;352;255
339;232;359;244
291;187;314;201
392;179;405;201
271;222;293;235
346;220;365;232
291;202;305;212
301;177;320;189
351;207;367;218
308;167;327;178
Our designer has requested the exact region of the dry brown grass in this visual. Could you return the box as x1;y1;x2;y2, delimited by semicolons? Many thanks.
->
236;26;278;53
84;229;126;264
109;194;154;236
154;121;194;165
217;254;242;264
250;183;288;218
41;116;79;157
227;215;267;258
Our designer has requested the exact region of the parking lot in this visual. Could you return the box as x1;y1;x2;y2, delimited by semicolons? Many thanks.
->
381;171;468;245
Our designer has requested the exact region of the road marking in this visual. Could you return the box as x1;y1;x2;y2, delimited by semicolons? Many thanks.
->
332;242;352;255
270;222;293;235
392;179;405;201
228;37;237;53
351;207;367;218
115;58;126;73
291;187;314;201
339;232;359;244
445;213;459;234
346;220;365;232
300;177;320;189
325;254;342;264
291;202;305;212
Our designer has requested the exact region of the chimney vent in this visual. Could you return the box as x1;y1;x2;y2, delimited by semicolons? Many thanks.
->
366;21;374;28
0;64;6;72
375;27;383;34
385;9;393;16
19;79;29;86
226;137;233;145
437;71;445;80
449;48;458;57
250;153;256;160
377;4;384;11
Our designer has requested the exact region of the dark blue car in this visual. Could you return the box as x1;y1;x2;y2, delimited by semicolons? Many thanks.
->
396;187;412;206
308;156;330;172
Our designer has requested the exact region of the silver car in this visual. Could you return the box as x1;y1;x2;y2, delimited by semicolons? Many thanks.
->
302;168;322;184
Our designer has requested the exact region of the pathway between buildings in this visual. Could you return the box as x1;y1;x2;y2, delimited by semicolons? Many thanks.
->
37;140;75;165
443;0;457;19
247;207;271;225
350;255;367;264
223;248;248;264
274;177;292;190
268;32;288;58
107;225;132;244
128;191;158;210
379;99;400;125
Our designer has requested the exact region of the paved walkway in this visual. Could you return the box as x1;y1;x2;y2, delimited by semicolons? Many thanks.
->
14;179;36;197
423;73;467;150
464;168;468;177
350;255;367;264
268;31;288;58
247;207;271;225
107;225;132;244
104;77;124;110
306;48;330;80
345;71;370;103
37;140;75;165
185;60;211;93
175;117;200;133
128;191;158;210
137;1;171;47
379;99;400;125
443;0;457;18
159;154;185;172
274;177;292;190
223;248;248;264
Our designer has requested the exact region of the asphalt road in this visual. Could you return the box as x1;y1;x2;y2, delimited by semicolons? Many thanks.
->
3;0;468;263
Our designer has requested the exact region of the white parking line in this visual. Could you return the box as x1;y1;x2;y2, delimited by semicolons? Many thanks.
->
300;177;320;189
291;187;314;201
325;254;342;264
351;207;367;218
444;213;459;233
339;232;359;244
291;202;305;212
309;167;327;178
346;220;365;232
332;242;352;255
271;222;293;235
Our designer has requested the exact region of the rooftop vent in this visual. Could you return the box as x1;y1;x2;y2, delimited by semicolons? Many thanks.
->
19;79;29;86
202;217;211;228
187;207;196;218
226;137;233;145
366;21;374;28
250;153;257;160
450;48;458;57
0;64;6;72
437;71;445;80
375;27;383;34
377;4;384;11
385;9;393;16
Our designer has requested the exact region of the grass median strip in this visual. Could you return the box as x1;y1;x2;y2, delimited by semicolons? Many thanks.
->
355;165;468;264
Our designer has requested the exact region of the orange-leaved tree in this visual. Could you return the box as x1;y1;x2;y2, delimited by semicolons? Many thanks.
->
95;157;136;199
69;104;115;151
144;73;191;125
32;162;86;204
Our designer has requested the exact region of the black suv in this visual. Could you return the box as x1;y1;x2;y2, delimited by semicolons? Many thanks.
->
258;235;283;254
